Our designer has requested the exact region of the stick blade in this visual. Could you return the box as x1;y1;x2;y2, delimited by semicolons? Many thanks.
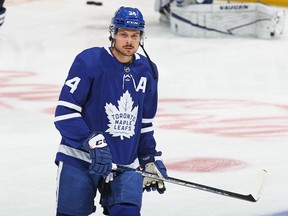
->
250;169;268;202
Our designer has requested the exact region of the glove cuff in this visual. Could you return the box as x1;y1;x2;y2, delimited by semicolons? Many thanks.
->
83;131;106;152
139;151;163;167
83;139;90;152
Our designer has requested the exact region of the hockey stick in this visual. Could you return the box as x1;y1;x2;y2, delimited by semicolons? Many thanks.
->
115;166;267;203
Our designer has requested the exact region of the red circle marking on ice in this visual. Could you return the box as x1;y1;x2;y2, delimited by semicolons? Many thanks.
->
156;98;288;138
166;157;247;172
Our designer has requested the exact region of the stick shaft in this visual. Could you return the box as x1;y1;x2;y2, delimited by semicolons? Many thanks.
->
115;166;267;202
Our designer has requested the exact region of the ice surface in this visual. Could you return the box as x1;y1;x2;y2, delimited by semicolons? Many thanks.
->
1;0;288;215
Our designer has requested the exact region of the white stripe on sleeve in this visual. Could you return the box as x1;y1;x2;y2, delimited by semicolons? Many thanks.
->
142;118;153;124
54;113;81;122
141;126;154;133
57;100;82;112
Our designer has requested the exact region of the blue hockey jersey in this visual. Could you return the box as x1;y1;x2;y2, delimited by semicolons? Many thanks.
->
54;47;158;170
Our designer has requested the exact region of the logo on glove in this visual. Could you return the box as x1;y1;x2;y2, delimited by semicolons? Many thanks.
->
88;133;107;149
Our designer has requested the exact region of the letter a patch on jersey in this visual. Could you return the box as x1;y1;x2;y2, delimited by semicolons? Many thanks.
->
105;90;138;140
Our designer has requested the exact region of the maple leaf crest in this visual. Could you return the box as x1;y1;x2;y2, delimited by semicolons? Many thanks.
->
105;90;138;140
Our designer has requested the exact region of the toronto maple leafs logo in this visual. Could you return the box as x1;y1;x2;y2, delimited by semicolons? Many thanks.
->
105;90;138;140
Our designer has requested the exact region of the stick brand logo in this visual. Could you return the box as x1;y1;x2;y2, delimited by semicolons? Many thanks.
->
105;90;138;140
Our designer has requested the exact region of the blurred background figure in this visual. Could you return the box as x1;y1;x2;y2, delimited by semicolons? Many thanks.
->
0;0;5;27
154;0;213;23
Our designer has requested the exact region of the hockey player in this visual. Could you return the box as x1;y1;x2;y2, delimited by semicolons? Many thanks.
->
0;0;6;27
54;6;168;216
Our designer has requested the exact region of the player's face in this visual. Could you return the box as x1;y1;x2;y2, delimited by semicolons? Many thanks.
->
112;28;141;63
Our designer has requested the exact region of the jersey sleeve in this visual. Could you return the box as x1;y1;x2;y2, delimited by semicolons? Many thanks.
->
138;63;159;157
54;52;94;148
